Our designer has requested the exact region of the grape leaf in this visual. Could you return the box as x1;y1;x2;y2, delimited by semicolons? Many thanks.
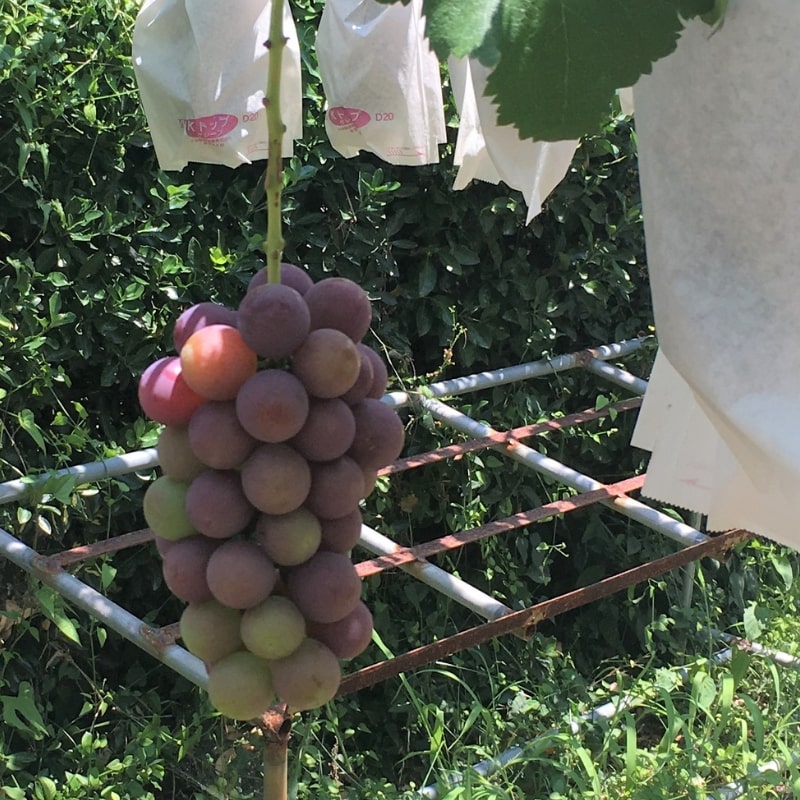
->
421;0;502;60
374;0;716;140
485;0;712;141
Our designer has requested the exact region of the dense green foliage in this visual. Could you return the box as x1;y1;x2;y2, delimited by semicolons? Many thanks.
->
1;1;797;799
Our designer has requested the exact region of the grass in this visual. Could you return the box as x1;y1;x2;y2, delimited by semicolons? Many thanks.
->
279;547;800;800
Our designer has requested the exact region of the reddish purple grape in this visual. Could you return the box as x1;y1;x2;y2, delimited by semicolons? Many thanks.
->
188;401;257;469
236;370;309;443
307;601;373;660
161;535;219;603
237;283;310;359
304;277;372;342
306;457;364;519
362;346;389;399
319;510;362;553
291;328;360;399
340;344;375;404
291;398;355;462
185;469;254;539
241;444;311;515
205;539;278;609
286;551;361;623
348;399;405;470
248;263;314;296
173;302;238;352
138;356;205;427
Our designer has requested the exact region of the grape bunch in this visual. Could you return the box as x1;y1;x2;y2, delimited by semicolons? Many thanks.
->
138;265;404;720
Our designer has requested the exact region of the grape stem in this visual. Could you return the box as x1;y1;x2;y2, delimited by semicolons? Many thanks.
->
263;0;286;285
261;704;292;800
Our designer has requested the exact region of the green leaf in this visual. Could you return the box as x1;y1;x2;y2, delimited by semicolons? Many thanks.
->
35;776;58;800
485;0;701;141
0;682;50;740
17;409;46;452
418;259;437;297
700;0;727;29
34;586;82;646
422;0;501;60
743;602;764;641
770;551;794;591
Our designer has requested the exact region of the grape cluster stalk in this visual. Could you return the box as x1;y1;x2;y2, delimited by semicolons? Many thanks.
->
138;266;404;719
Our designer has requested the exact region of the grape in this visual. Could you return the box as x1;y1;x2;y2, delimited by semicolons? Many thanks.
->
179;599;243;664
241;444;311;515
240;596;306;660
173;302;238;352
237;283;310;359
362;345;389;398
291;398;355;462
306;601;373;660
304;277;372;342
360;468;378;499
185;469;254;539
143;476;196;541
305;456;364;519
205;539;277;609
291;328;360;399
161;535;218;603
340;344;375;404
207;650;274;721
157;426;206;481
180;324;257;401
154;535;178;558
319;509;362;553
138;356;205;427
348;399;405;470
235;370;309;443
286;551;361;623
248;263;314;296
269;638;341;712
254;507;322;566
188;401;257;469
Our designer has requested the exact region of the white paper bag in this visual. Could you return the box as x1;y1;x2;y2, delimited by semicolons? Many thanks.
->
132;0;302;171
632;0;800;548
316;0;446;166
448;57;578;223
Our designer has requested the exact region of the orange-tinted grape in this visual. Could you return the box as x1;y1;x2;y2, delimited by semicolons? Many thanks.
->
180;324;257;401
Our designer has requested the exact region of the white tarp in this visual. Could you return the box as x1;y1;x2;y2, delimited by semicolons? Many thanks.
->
632;0;800;548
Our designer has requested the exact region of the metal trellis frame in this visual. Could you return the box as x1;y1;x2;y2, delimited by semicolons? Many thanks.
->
3;337;787;794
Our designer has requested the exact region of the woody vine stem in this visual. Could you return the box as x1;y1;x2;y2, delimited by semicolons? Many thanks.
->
263;0;286;285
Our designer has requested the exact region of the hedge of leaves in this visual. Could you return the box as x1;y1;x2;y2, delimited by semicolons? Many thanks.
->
0;1;672;796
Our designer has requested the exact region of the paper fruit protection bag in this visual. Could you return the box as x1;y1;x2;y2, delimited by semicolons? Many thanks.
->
132;0;302;171
631;0;800;548
448;57;578;223
316;0;446;166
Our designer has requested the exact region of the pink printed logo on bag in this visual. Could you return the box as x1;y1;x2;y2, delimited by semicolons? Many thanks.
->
328;107;370;129
180;114;239;140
